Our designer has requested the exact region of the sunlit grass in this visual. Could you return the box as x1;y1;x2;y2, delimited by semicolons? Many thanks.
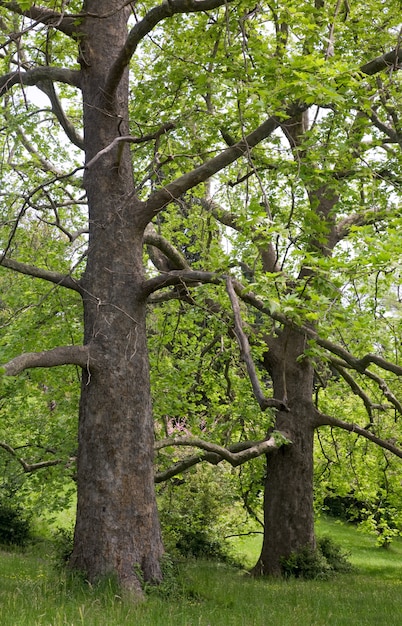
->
1;517;402;625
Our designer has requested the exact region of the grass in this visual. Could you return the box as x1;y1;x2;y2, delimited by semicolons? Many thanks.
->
1;518;402;625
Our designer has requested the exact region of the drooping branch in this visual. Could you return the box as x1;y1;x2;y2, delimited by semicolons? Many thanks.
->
0;67;81;98
331;357;402;415
142;269;402;381
104;0;234;99
0;441;66;473
2;345;91;376
0;257;82;293
330;362;378;421
226;276;289;412
314;409;402;459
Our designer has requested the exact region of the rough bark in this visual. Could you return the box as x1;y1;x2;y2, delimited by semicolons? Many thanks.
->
67;2;163;595
252;327;316;576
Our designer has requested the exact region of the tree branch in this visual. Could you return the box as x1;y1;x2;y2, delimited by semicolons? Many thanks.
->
104;0;234;99
0;2;79;38
155;432;290;469
331;357;402;415
37;80;84;150
2;345;91;376
142;103;307;220
226;276;289;411
314;410;402;459
360;48;402;76
85;123;175;169
144;224;189;271
143;269;402;381
0;257;82;293
0;441;65;473
0;67;81;98
335;206;395;242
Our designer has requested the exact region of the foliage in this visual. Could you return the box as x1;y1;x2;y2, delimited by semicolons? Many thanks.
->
0;500;31;546
157;464;240;564
281;536;353;580
51;526;74;571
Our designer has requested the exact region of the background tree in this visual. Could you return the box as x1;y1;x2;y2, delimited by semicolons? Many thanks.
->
1;0;402;594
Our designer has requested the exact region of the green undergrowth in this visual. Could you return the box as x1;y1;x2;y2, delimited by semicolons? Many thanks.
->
1;517;402;625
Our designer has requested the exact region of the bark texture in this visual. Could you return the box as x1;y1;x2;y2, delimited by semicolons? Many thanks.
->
252;327;316;576
68;1;163;594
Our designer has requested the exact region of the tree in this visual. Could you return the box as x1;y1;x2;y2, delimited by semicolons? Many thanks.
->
1;0;402;594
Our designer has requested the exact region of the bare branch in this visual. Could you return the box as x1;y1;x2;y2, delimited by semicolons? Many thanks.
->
226;276;289;411
2;345;91;376
0;257;82;293
0;67;81;98
104;0;234;99
314;410;402;459
155;432;290;467
85;123;175;169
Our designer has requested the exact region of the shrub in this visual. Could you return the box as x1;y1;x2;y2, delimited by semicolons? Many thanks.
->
52;526;74;569
0;500;31;546
281;536;353;580
157;465;240;565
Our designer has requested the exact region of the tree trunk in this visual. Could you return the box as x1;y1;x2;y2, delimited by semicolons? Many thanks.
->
252;327;316;576
69;2;163;594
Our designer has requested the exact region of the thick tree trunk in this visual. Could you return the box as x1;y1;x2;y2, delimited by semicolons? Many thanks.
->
252;327;316;576
69;2;163;594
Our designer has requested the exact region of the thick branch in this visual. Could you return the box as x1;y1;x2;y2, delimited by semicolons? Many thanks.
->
142;103;307;220
335;206;395;242
2;345;91;376
155;432;290;468
314;410;402;459
144;224;189;270
0;67;81;98
37;81;84;150
0;2;79;38
226;276;288;411
104;0;234;98
0;257;82;292
360;48;402;76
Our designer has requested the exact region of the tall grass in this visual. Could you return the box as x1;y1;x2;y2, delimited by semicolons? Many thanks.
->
1;518;402;625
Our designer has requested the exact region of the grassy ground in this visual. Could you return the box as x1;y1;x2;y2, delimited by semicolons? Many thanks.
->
1;517;402;625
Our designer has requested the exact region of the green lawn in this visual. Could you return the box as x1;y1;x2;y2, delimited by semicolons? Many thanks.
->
1;518;402;625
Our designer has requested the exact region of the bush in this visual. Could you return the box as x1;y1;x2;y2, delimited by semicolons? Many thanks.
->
281;536;353;580
157;465;240;565
52;526;74;569
0;500;31;546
